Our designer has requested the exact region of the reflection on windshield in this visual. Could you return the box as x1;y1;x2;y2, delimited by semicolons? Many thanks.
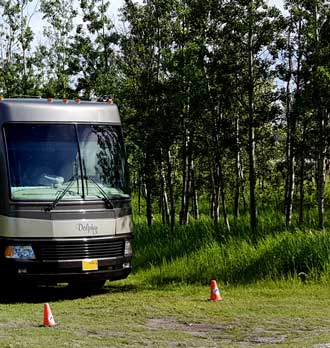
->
5;124;130;202
79;125;129;199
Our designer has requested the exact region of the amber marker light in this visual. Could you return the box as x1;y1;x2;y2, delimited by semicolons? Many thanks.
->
0;96;4;102
63;98;69;103
75;98;81;103
47;98;54;103
4;246;13;258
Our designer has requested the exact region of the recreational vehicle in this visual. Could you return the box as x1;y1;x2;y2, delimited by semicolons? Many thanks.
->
0;97;133;288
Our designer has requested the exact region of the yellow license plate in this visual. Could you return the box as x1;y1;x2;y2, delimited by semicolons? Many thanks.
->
82;259;98;271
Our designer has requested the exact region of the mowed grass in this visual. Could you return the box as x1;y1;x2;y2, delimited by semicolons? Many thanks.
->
0;279;330;348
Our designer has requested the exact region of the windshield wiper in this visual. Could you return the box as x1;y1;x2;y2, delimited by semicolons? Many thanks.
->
84;175;114;209
45;175;77;212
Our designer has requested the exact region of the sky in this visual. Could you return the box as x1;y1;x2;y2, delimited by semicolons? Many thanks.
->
268;0;284;8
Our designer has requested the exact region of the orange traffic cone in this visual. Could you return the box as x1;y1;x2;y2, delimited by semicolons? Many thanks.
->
210;279;223;301
43;303;57;327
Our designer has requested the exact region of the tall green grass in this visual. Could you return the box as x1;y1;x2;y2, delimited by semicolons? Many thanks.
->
132;214;330;286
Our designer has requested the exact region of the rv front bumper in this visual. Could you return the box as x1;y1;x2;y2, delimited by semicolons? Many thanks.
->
0;235;133;284
1;256;132;284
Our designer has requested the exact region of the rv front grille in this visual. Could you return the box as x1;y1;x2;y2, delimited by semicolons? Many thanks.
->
36;238;125;261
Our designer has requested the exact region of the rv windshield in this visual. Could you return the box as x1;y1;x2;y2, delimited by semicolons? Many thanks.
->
4;124;130;202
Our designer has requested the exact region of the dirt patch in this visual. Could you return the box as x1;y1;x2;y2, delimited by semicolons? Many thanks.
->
0;320;35;329
147;318;290;346
147;317;227;336
247;335;288;344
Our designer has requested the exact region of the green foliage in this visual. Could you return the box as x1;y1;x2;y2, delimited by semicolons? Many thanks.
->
133;214;330;286
37;0;77;97
70;0;119;98
0;0;36;95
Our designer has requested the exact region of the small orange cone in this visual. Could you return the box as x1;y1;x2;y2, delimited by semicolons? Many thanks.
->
210;279;223;301
43;303;57;327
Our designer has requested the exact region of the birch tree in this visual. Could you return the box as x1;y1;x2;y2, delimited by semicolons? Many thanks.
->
0;0;35;95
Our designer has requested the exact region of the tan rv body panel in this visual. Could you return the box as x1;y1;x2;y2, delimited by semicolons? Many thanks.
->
0;215;133;238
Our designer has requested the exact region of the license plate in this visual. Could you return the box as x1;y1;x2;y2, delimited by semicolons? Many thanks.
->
82;259;98;271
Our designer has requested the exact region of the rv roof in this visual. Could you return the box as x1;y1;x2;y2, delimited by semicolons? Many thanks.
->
0;98;121;124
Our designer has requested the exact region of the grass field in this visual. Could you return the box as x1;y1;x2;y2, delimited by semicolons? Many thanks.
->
132;219;330;285
0;277;330;348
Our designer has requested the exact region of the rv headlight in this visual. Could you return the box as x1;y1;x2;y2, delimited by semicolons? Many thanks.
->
124;240;133;256
4;245;36;260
